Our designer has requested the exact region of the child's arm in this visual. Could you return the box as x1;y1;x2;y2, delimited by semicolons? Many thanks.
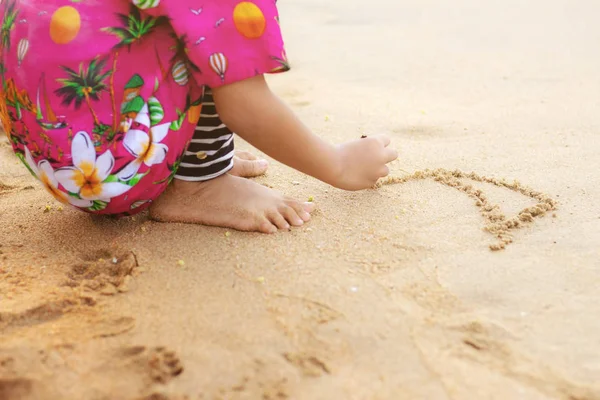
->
213;76;398;190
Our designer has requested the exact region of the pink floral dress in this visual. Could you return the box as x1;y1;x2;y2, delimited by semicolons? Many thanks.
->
0;0;289;216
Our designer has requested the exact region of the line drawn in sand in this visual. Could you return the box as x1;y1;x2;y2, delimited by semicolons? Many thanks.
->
377;168;557;251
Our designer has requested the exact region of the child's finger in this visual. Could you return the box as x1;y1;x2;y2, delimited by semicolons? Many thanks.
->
378;165;390;178
384;148;399;163
372;134;391;147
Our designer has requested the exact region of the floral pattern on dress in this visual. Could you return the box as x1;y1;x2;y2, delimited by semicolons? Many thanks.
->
0;0;289;215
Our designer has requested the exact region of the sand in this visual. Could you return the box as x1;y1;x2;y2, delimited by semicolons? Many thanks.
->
2;0;600;399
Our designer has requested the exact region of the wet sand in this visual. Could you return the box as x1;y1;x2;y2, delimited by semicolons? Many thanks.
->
1;0;600;399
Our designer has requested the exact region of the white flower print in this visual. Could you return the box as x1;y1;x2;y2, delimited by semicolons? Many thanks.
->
55;131;132;202
118;103;170;181
23;146;93;208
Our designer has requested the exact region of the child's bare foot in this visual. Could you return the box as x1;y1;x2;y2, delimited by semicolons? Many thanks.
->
149;174;314;233
229;150;269;178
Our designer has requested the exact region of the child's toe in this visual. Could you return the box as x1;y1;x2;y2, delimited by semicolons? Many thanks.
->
268;210;291;231
285;200;314;221
280;205;304;226
258;219;278;234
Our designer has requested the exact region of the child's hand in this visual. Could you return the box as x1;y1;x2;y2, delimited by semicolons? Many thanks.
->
332;135;398;190
214;77;397;191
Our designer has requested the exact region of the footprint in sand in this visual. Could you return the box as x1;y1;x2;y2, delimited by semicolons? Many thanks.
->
399;268;599;399
269;294;344;327
0;249;137;342
213;359;290;400
0;377;39;400
412;318;600;400
400;264;600;399
0;293;135;341
402;281;465;316
378;169;557;251
267;294;347;378
113;346;184;385
0;298;86;334
0;345;184;400
0;347;57;399
65;248;141;295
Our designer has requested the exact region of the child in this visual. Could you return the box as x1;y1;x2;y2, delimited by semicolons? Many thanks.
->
0;0;397;233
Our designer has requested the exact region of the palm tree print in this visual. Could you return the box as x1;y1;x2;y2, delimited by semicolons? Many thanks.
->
270;51;291;73
0;1;18;145
0;0;18;89
0;1;18;53
55;57;111;127
102;6;168;51
168;34;201;84
102;6;168;131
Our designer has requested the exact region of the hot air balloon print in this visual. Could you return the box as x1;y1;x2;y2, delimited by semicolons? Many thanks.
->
209;53;228;82
171;59;189;86
148;96;165;126
17;38;29;67
133;0;161;10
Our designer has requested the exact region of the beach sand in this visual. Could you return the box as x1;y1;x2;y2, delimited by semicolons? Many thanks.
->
1;0;600;399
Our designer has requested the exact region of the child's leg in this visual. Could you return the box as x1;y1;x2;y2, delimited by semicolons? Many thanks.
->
174;88;269;181
149;92;314;233
174;88;236;182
